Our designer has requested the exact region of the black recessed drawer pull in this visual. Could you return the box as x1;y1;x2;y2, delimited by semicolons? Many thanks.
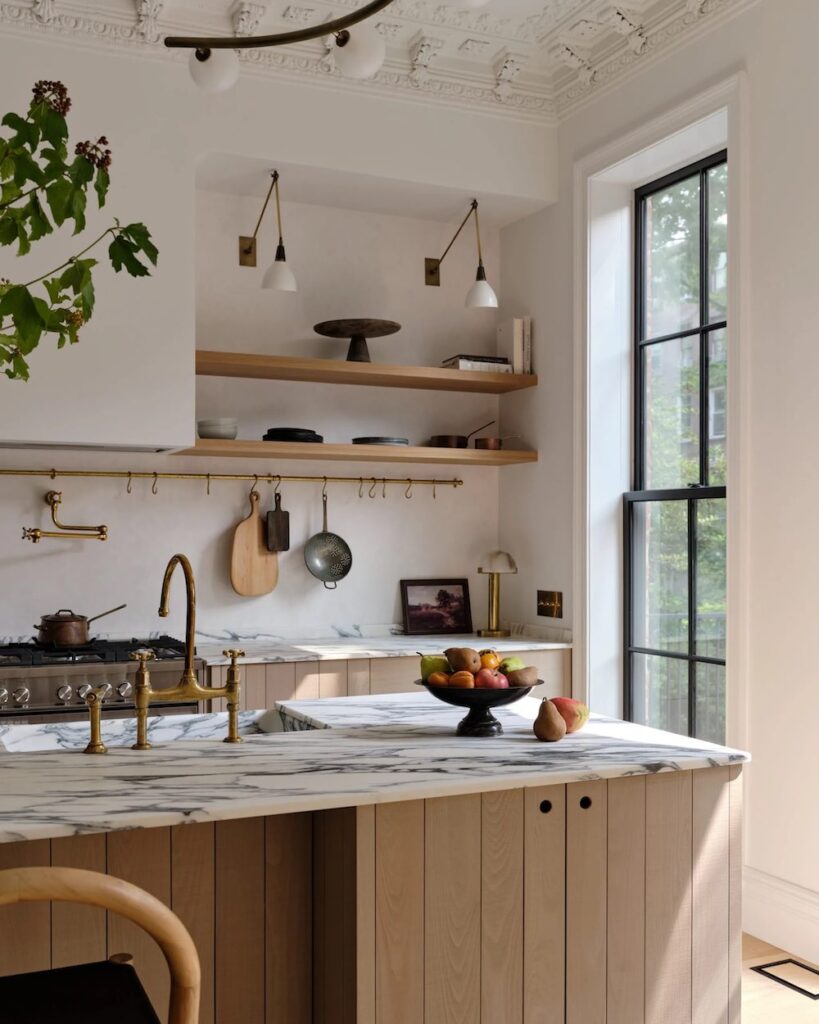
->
579;796;593;809
539;800;553;814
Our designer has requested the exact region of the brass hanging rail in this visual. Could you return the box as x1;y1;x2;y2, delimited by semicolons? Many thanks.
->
0;467;463;489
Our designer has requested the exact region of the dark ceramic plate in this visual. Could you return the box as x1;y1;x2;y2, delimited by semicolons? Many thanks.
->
352;437;409;446
263;428;324;443
415;678;543;737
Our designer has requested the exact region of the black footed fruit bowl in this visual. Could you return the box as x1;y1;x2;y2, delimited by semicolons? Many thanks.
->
415;679;544;737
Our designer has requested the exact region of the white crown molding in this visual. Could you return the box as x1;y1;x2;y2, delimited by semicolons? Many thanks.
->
0;0;759;126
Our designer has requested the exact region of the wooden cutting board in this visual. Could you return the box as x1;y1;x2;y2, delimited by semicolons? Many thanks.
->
230;491;279;596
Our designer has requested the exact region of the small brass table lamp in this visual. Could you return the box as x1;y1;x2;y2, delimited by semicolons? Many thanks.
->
477;551;518;639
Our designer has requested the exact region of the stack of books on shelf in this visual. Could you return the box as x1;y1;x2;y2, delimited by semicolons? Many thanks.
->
440;354;513;373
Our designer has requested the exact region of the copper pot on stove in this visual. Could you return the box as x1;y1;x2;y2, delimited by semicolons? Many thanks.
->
34;604;126;647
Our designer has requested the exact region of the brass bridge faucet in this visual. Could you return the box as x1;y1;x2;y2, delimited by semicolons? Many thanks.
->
130;553;244;750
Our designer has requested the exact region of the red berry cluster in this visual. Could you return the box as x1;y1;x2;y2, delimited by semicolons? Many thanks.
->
75;136;112;171
32;80;71;116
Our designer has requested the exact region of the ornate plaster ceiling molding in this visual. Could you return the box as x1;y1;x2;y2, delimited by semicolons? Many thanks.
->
0;0;759;125
232;0;267;35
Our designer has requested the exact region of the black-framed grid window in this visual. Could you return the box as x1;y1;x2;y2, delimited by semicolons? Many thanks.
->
624;151;727;743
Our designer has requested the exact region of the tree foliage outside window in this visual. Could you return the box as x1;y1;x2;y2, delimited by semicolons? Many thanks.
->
626;153;727;744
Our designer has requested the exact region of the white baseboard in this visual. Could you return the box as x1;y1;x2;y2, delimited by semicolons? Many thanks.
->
744;866;819;965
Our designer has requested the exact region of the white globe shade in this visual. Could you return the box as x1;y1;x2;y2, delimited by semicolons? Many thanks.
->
465;274;498;309
334;25;386;80
189;49;240;93
262;258;297;292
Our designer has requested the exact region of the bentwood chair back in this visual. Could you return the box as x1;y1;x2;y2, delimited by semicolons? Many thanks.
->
0;866;200;1024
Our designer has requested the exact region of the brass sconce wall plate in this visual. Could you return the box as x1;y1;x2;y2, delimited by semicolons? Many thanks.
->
239;235;257;267
425;258;442;287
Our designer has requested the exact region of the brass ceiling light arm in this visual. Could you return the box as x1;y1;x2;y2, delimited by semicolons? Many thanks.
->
425;199;479;287
164;0;395;51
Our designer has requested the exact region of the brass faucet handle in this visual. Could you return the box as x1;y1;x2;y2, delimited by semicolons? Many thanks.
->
222;649;246;664
129;649;156;664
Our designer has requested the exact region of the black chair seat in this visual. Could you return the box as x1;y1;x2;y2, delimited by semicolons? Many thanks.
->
0;959;160;1024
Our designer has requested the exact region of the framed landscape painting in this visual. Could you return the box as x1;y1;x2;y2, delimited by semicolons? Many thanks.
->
400;579;473;636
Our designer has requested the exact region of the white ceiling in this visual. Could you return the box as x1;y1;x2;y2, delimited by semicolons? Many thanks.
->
4;0;753;122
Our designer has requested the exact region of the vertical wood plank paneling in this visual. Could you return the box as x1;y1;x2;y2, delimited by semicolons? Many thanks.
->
319;661;349;698
375;801;425;1024
482;790;524;1024
107;827;172;1021
369;658;418;694
295;662;321;699
523;785;565;1024
266;813;312;1024
728;766;743;1024
171;823;215;1024
566;780;607;1024
313;808;357;1024
209;666;226;712
215;818;265;1024
503;650;570;696
356;805;376;1024
607;777;646;1024
51;833;106;968
0;839;51;976
425;794;481;1024
645;772;693;1024
348;660;371;697
243;664;268;710
266;663;297;704
692;768;730;1024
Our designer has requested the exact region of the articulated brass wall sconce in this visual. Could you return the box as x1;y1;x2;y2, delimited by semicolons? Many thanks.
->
22;491;107;543
425;199;498;308
239;170;297;292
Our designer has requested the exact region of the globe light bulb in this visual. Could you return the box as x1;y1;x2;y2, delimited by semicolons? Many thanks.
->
262;246;298;292
465;264;498;308
334;24;386;80
189;48;240;93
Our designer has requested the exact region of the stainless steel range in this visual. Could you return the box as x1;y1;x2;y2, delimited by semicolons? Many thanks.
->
0;636;201;723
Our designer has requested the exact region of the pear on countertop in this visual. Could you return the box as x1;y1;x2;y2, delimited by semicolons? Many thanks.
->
533;699;567;742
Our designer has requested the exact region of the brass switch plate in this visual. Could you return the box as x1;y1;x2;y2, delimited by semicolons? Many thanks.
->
425;258;441;287
537;590;563;618
239;235;257;267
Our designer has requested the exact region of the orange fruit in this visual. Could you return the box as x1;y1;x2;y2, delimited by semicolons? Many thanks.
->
449;670;476;689
479;650;501;671
427;671;450;686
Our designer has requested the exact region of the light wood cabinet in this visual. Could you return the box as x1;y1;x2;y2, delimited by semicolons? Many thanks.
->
0;767;741;1023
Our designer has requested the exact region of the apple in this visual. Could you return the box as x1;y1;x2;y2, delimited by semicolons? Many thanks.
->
475;668;509;689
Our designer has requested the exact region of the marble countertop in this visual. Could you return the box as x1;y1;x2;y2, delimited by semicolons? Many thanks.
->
197;634;571;666
0;694;748;845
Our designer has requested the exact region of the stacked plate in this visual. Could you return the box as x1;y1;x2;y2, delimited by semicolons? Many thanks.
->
352;437;409;446
262;428;324;443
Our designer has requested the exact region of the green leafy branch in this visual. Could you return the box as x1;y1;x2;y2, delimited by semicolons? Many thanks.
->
0;81;157;381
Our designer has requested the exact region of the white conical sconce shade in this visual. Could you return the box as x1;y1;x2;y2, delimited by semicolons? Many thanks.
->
465;264;498;308
189;48;240;93
334;24;386;79
262;246;297;292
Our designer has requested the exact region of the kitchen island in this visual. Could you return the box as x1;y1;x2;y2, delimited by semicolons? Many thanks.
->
0;695;748;1024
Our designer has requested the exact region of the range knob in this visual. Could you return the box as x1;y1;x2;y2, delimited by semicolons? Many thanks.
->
76;684;92;703
12;687;30;709
117;681;133;701
56;684;73;706
0;688;8;710
97;683;113;702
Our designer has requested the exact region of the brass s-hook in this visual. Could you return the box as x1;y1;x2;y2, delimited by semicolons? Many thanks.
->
405;478;413;499
152;473;159;495
369;478;377;499
322;476;328;498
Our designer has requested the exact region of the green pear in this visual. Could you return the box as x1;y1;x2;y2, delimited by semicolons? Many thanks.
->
499;656;526;674
419;654;451;682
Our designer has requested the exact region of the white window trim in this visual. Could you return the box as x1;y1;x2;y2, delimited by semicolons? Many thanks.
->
572;73;750;751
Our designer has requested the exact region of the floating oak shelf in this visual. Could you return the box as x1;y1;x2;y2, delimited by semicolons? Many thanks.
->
176;439;538;467
196;350;537;395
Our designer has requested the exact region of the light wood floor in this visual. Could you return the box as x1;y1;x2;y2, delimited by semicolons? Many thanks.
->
743;934;819;1022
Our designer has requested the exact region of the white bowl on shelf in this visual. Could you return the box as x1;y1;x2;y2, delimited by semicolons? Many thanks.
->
197;418;238;440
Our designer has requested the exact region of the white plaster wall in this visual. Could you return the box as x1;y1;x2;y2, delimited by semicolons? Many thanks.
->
0;29;556;449
497;0;819;962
